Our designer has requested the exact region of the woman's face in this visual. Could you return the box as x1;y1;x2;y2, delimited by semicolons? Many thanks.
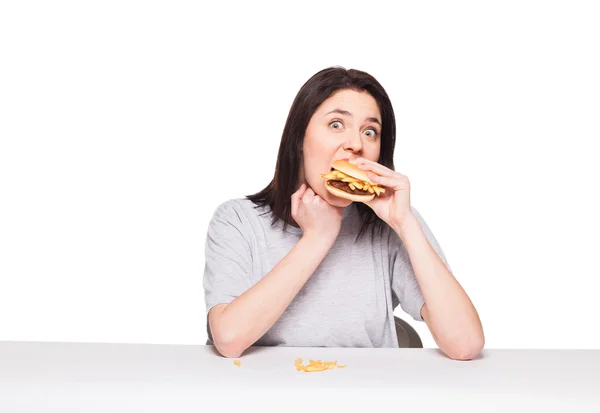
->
301;89;382;207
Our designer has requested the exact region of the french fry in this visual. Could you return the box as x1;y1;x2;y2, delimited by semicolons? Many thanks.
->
378;187;386;193
373;186;380;196
354;183;363;190
367;187;375;194
234;360;241;367
349;183;356;190
295;358;346;372
305;365;327;372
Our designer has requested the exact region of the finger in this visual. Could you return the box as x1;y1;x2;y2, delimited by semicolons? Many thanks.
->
291;183;306;217
297;183;308;198
293;183;307;196
354;159;396;177
367;172;409;190
303;187;315;203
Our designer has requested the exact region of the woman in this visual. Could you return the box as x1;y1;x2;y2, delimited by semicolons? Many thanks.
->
203;67;484;360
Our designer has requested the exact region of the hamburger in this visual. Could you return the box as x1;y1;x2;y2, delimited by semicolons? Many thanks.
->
321;160;386;202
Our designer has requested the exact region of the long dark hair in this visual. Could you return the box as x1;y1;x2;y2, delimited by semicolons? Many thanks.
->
246;66;397;240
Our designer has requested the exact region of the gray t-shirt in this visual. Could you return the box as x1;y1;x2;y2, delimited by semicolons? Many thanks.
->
203;198;450;348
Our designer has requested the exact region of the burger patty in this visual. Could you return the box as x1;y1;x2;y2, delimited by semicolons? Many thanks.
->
327;180;372;195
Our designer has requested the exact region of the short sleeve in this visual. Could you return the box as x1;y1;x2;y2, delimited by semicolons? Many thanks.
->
202;200;253;315
390;207;451;322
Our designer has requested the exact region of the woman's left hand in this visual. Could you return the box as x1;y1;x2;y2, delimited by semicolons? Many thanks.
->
349;157;414;229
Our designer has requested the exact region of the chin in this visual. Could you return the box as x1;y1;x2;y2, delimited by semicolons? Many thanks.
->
327;197;353;208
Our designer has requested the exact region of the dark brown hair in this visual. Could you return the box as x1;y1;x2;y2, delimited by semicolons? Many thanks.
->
246;66;397;240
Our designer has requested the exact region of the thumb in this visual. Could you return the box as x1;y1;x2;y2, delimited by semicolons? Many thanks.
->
362;195;377;209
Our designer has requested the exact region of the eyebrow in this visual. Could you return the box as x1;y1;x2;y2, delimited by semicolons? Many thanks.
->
325;108;381;126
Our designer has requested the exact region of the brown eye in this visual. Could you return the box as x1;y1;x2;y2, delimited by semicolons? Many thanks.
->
329;120;343;129
364;128;378;138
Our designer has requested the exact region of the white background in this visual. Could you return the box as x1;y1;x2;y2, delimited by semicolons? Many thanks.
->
1;1;599;350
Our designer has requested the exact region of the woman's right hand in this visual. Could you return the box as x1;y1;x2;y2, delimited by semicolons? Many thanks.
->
291;183;343;245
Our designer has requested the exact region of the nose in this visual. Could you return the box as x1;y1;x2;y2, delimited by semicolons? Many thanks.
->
342;132;363;154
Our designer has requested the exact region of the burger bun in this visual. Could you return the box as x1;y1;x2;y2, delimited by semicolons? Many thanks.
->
330;160;375;184
325;181;375;202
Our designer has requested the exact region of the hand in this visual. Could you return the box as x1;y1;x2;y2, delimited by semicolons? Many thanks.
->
291;183;343;245
349;158;414;229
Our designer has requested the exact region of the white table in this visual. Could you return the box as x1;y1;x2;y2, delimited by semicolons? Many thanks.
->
1;341;599;412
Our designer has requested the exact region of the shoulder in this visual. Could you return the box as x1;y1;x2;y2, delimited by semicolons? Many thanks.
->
211;198;248;218
409;206;437;240
209;197;264;227
410;206;426;222
409;205;451;269
205;199;259;247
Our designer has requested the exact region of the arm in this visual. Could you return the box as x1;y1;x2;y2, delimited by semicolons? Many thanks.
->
345;156;484;360
393;216;484;361
209;233;332;358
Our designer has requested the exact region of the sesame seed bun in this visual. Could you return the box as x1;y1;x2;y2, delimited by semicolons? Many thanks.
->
330;160;375;185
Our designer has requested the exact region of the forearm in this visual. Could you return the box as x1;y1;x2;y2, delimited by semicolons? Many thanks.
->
393;215;484;360
210;234;332;357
